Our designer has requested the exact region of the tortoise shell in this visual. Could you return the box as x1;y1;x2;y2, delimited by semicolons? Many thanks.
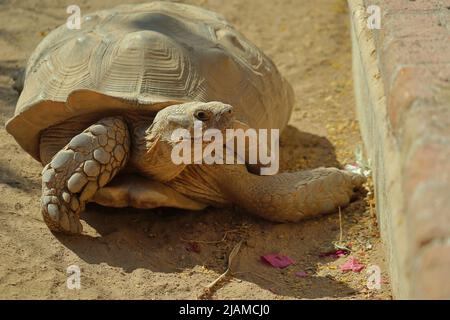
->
6;1;294;160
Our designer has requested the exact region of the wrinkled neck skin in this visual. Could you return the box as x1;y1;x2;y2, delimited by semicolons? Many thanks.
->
167;162;259;208
129;114;249;207
129;116;186;182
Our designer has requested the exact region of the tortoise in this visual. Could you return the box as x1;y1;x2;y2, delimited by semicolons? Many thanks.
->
6;2;364;234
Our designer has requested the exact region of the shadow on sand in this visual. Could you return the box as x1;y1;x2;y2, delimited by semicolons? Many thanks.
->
56;125;361;299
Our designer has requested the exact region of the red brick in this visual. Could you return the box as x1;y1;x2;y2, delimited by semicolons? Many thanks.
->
413;244;450;299
365;0;445;12
401;100;450;147
350;0;450;299
407;180;450;250
366;1;450;52
386;65;450;136
380;37;450;84
401;103;450;248
380;13;446;43
403;141;450;196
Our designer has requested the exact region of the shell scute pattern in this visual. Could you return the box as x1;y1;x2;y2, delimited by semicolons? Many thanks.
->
7;2;294;161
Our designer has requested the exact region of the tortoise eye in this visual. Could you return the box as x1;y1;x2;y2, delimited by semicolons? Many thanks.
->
194;110;209;121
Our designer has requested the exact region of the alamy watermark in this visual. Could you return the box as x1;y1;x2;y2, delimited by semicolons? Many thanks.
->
66;5;81;30
66;265;81;290
366;265;382;290
170;120;280;175
367;5;381;30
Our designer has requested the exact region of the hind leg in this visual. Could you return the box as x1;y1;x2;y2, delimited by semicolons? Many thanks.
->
92;174;207;210
41;117;130;234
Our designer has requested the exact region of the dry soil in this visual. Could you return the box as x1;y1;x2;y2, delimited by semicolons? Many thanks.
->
0;0;391;299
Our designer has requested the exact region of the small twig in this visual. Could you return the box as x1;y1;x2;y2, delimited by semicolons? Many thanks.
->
333;206;351;252
338;206;343;243
198;240;243;299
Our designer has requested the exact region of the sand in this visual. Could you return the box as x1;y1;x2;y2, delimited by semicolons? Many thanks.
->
0;0;391;299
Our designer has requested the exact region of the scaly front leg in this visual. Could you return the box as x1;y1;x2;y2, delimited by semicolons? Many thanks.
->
41;117;130;234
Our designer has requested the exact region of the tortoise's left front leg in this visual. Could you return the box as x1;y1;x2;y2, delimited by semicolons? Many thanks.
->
41;117;130;234
207;164;366;222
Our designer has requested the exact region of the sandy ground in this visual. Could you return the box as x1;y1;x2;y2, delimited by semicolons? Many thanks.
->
0;0;392;299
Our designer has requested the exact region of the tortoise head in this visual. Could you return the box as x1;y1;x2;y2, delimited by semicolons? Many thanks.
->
131;101;249;181
151;101;236;144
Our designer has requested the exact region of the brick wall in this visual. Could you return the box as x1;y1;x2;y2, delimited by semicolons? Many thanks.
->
349;0;450;299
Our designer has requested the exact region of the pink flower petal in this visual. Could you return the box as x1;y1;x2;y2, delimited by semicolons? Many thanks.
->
336;250;348;257
295;271;308;278
261;253;295;268
319;249;349;259
340;256;365;273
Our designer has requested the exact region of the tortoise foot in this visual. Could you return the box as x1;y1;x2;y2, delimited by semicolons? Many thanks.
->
40;117;130;234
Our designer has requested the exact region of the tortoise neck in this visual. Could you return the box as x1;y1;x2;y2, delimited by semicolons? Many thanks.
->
128;118;186;182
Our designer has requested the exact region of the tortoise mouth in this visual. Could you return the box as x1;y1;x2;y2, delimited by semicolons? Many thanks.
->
185;119;251;146
187;116;246;142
